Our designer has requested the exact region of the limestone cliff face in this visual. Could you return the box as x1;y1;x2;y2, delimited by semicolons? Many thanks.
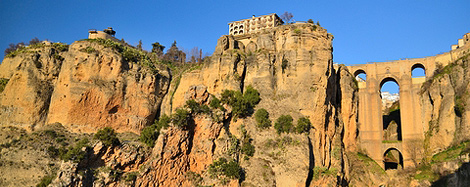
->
420;54;470;155
0;41;170;133
46;41;170;134
160;23;348;186
0;44;64;129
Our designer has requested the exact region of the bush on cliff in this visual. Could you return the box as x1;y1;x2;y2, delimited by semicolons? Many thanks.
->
185;99;211;115
295;117;312;134
274;115;293;134
140;125;159;148
94;127;120;147
208;157;242;179
221;85;260;119
254;108;271;129
59;138;90;163
240;125;255;157
209;96;225;111
0;78;9;93
36;175;55;187
172;108;191;128
140;114;171;147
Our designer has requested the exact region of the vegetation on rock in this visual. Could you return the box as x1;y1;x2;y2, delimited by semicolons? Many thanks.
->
185;99;211;115
59;138;90;163
0;78;9;93
254;108;271;129
4;40;69;58
221;85;260;120
171;108;191;129
94;127;120;147
208;157;242;179
36;175;55;187
240;125;255;158
274;115;293;134
295;117;311;134
140;114;170;147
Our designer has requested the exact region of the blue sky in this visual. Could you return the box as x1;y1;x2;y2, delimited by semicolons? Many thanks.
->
1;0;469;93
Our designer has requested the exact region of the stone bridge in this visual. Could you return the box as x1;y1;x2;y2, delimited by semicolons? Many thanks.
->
345;34;470;169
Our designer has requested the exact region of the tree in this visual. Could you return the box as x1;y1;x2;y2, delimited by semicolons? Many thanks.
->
295;117;311;134
280;11;294;24
255;108;271;129
274;115;293;134
151;42;165;57
163;41;186;64
137;40;143;50
29;37;40;46
189;47;200;63
140;124;159;147
4;42;25;57
140;114;171;147
171;108;191;128
94;127;120;147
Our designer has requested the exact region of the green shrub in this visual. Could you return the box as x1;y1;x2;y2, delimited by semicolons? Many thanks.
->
140;114;171;147
185;99;210;114
210;96;225;111
36;175;55;187
80;46;96;53
172;108;191;128
240;125;255;157
94;127;120;147
243;85;261;106
60;138;90;163
140;125;159;147
220;86;260;119
208;158;242;179
0;78;9;93
156;114;171;131
294;28;301;34
295;117;311;134
274;115;293;134
255;108;271;129
228;135;240;156
52;43;69;52
124;172;138;182
241;142;255;157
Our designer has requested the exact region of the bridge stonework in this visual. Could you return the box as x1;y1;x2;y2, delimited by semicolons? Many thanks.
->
346;34;470;169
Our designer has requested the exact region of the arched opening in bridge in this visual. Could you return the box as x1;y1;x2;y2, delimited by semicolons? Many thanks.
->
380;78;402;141
411;63;426;78
383;148;404;170
354;69;367;82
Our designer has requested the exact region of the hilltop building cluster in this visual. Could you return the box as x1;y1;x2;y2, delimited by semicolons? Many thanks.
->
451;33;470;50
228;13;284;36
88;27;118;42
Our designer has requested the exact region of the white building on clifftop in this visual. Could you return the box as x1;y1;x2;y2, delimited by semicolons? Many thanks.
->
228;14;284;36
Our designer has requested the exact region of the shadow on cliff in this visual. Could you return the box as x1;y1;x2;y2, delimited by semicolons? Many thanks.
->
432;162;470;187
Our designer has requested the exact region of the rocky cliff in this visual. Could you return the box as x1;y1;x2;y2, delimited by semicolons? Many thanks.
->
2;22;469;187
159;23;351;186
0;40;170;133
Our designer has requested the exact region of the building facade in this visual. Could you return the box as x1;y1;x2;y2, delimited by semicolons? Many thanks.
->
228;14;284;36
88;27;118;41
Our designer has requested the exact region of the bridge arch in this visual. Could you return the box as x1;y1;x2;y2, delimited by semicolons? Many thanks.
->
383;147;404;170
354;69;367;82
379;77;399;88
380;77;402;141
411;63;426;77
